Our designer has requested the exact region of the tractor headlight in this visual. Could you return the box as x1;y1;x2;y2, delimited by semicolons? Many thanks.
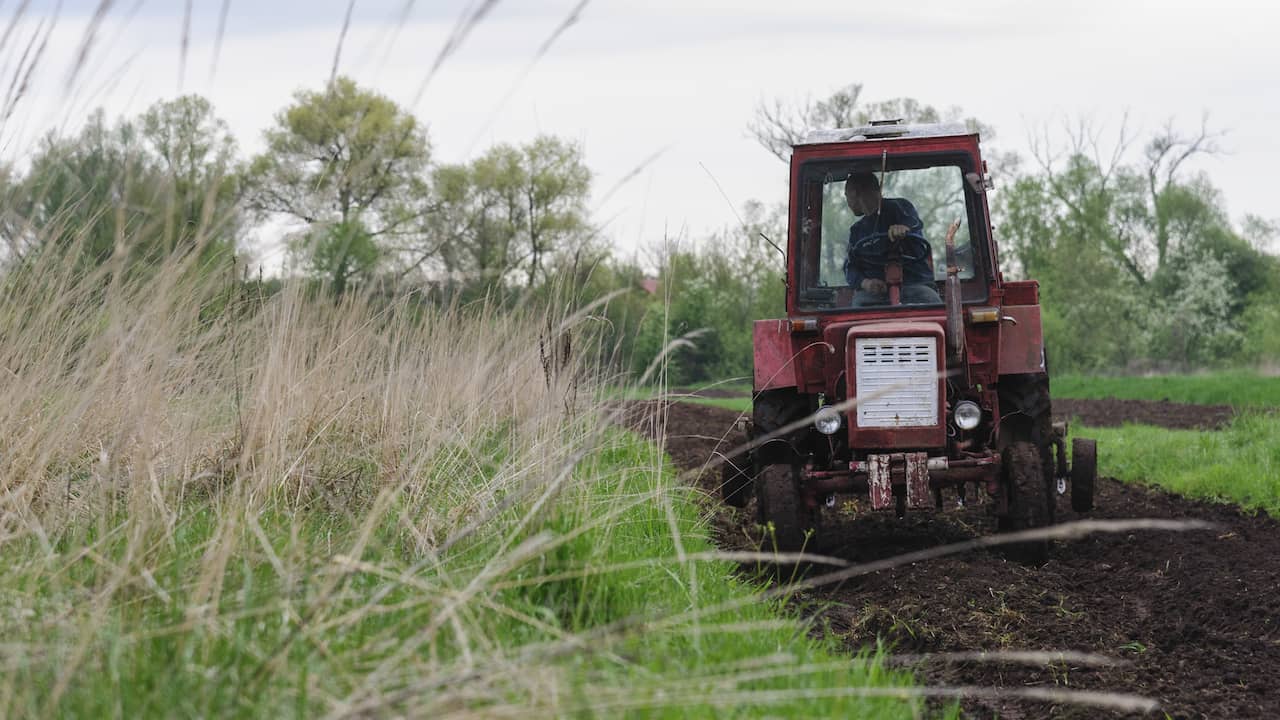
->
814;406;842;435
954;401;982;430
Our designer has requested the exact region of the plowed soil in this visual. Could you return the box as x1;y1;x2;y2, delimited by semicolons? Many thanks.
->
1053;398;1236;431
626;400;1280;719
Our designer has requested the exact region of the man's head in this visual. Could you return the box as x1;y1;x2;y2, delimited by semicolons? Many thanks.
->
844;172;881;216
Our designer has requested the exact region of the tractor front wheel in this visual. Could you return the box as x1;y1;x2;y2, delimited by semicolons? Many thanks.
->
1071;438;1097;512
997;441;1054;563
756;464;817;554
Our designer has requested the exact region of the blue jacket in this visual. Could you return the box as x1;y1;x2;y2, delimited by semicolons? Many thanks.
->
844;198;934;288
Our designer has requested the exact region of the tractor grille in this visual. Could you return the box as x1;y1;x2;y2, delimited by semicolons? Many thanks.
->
854;337;939;427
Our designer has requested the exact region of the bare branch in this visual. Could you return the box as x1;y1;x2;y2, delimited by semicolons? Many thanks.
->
747;96;811;163
1164;113;1225;187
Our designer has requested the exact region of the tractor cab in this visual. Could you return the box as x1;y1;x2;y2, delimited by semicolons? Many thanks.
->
726;120;1098;562
791;122;989;314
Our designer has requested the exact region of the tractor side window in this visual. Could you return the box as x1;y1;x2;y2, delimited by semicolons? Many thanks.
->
819;182;856;286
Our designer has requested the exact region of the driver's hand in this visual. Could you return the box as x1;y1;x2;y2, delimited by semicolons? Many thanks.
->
888;224;910;243
861;278;887;295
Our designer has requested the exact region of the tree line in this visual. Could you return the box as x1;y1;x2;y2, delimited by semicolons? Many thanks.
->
0;78;1275;382
0;78;601;302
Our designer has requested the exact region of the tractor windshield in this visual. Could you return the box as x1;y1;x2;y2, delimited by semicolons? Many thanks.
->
795;160;986;311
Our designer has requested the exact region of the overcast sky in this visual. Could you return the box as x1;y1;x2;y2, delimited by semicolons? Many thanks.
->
5;0;1278;267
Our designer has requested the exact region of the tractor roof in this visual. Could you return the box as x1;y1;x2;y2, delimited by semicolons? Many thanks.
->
796;121;973;147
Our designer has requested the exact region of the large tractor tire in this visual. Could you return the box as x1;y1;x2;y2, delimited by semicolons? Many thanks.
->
998;373;1057;504
997;440;1054;564
751;390;809;466
755;464;817;554
1071;438;1097;512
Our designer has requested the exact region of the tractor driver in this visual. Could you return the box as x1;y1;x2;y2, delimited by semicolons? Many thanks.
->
843;172;942;307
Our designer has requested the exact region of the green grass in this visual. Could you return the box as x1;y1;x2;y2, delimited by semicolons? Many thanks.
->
683;395;752;413
1054;371;1280;408
611;381;754;413
1055;371;1280;515
1072;412;1280;516
3;430;933;718
675;380;754;396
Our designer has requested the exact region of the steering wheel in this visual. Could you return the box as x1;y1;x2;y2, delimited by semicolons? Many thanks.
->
848;231;932;263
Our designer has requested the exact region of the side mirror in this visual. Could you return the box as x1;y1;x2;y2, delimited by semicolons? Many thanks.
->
966;171;995;193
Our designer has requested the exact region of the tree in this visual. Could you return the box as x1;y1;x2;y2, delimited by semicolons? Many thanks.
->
247;76;431;294
632;202;786;384
1020;117;1228;287
427;145;524;296
520;136;591;288
2;111;167;273
0;97;241;278
998;117;1276;369
426;136;592;299
749;84;866;163
139;95;242;263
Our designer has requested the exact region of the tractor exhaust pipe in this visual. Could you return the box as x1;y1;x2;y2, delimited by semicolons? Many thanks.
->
944;218;965;363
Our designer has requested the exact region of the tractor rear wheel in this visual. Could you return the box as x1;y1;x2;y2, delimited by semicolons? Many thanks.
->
756;464;817;554
998;440;1054;564
1071;438;1097;512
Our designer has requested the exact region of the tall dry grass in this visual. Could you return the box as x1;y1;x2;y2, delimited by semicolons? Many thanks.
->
0;246;631;715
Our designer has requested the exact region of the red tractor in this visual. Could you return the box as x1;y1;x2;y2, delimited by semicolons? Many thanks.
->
723;120;1097;562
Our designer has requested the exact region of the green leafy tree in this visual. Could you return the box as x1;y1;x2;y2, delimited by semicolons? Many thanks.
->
1231;217;1280;364
427;136;591;299
576;257;653;373
633;202;786;385
520;136;592;288
428;146;525;295
999;119;1277;369
0;110;154;271
306;220;380;291
247;76;431;295
1241;288;1280;364
1;98;240;276
139;95;242;264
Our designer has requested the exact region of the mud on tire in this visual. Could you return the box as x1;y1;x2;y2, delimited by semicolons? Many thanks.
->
1071;438;1097;512
998;440;1054;564
756;464;818;554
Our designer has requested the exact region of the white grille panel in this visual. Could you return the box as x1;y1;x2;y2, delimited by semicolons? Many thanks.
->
854;337;939;427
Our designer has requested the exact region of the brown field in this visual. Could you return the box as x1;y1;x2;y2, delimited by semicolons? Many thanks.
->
629;398;1280;719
